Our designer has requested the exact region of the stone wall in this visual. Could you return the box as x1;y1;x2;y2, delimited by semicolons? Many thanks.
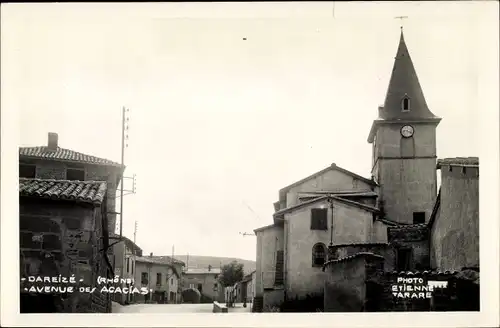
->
430;164;479;271
388;225;430;270
323;255;384;312
20;198;111;313
365;271;479;311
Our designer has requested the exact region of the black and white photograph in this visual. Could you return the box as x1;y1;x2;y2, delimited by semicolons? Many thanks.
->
1;1;498;327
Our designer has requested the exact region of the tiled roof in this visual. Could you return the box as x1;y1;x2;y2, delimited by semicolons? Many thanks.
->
19;178;107;205
384;270;460;276
109;233;143;253
298;191;378;198
322;252;384;271
184;268;221;275
136;256;184;266
19;146;123;167
375;218;405;226
388;223;428;231
437;157;479;168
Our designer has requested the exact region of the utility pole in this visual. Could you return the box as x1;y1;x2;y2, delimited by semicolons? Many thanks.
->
131;220;138;303
133;220;138;268
119;107;130;238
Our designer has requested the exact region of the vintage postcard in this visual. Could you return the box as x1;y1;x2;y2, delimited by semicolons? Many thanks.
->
1;1;498;327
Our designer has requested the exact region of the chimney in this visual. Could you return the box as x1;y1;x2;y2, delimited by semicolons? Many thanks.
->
378;106;384;118
208;265;212;272
150;252;153;258
47;132;58;150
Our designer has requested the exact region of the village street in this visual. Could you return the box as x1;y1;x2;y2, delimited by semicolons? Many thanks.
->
112;302;250;313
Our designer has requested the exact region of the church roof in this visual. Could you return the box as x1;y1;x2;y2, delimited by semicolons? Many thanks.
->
273;194;381;219
278;163;377;200
367;30;441;143
380;30;439;121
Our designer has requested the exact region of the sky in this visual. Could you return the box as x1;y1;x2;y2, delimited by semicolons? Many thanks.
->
3;2;497;261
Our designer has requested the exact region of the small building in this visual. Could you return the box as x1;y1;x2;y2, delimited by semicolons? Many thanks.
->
19;132;125;233
19;133;125;313
19;178;112;313
182;266;221;302
134;253;184;304
111;233;143;304
240;271;256;304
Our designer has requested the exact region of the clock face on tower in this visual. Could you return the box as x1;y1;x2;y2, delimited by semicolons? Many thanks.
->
401;125;414;138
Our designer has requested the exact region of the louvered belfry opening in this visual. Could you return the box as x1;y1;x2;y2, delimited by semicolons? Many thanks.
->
274;250;284;286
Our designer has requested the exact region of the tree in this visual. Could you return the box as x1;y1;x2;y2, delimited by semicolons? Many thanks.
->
218;261;244;287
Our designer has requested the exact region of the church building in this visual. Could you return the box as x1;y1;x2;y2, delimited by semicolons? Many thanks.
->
253;30;479;312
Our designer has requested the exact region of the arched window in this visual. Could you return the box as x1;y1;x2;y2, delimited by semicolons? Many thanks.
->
401;96;410;112
312;243;327;267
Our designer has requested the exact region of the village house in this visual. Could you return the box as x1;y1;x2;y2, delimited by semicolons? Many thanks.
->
240;270;256;304
182;266;223;303
19;179;112;313
110;233;143;305
19;132;124;233
253;30;480;312
134;253;184;304
19;133;125;313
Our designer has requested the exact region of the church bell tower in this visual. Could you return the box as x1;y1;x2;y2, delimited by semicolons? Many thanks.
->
368;29;441;225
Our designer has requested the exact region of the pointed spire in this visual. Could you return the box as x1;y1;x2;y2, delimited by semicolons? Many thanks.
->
380;29;437;120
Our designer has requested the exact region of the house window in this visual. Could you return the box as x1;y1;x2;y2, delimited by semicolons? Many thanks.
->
401;96;410;112
413;212;426;224
312;243;327;267
396;248;412;271
197;283;203;292
156;273;162;286
214;283;218;290
311;208;328;230
141;272;148;285
66;167;85;181
189;283;195;289
19;164;36;178
126;258;130;273
171;278;174;284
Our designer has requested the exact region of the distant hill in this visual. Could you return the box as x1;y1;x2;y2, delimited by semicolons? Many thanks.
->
175;255;256;275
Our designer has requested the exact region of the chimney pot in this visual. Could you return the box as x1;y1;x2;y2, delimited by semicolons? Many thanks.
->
48;132;58;150
208;265;212;271
150;252;153;257
378;106;384;117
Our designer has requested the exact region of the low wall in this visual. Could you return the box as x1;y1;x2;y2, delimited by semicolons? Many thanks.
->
213;301;228;313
